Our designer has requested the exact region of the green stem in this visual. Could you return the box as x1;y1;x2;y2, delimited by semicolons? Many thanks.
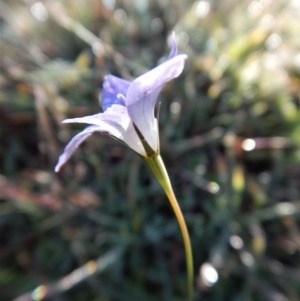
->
145;154;194;301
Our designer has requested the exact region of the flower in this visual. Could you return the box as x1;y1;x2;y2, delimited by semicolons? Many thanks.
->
55;34;187;172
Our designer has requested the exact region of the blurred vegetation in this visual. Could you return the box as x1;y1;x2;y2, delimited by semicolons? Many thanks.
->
1;0;300;300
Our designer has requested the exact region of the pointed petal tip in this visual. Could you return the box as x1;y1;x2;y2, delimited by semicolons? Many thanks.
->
182;54;188;60
168;32;178;59
54;156;65;172
62;116;101;125
169;54;188;75
171;31;176;42
62;119;72;124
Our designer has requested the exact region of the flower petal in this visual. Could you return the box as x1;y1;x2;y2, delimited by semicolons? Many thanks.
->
167;32;177;60
55;125;100;172
61;105;146;156
101;75;130;111
126;54;187;151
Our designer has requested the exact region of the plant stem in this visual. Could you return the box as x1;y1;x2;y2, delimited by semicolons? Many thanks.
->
145;154;194;301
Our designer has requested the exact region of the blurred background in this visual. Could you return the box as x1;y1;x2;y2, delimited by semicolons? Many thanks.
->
1;0;300;300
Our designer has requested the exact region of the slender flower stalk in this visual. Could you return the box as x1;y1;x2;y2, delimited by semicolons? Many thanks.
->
55;33;193;300
145;154;194;301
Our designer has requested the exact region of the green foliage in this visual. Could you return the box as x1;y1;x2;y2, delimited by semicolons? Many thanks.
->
1;0;300;300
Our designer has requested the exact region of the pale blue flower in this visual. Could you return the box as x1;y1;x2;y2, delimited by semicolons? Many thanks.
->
55;34;187;172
